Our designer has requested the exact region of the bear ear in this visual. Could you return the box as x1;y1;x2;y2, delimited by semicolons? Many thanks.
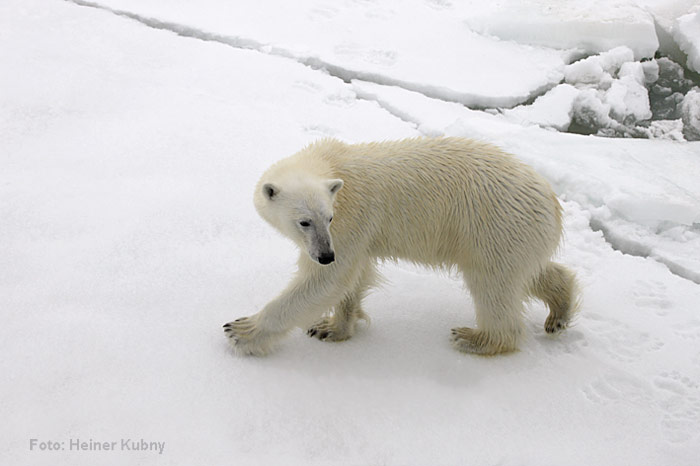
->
327;179;344;196
262;183;280;200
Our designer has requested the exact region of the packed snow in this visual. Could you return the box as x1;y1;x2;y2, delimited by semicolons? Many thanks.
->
2;0;700;466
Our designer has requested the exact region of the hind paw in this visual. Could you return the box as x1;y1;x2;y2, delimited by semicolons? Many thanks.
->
450;327;517;355
307;318;352;342
545;315;569;334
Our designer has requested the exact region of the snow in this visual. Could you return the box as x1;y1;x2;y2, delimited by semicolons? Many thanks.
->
641;59;661;84
3;0;700;465
674;12;700;74
560;47;653;132
500;84;580;131
571;88;617;130
606;73;652;122
650;57;697;125
514;47;698;139
681;89;700;141
68;0;571;109
460;0;659;59
564;54;614;86
644;118;685;141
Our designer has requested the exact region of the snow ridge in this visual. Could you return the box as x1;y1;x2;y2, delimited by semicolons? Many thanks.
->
65;0;553;110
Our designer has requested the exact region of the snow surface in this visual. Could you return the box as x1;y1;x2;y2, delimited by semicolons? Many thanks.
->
65;0;571;109
2;1;700;466
461;0;659;59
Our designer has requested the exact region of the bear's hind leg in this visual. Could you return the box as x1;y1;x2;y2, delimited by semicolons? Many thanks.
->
307;292;368;342
451;273;525;355
529;262;580;333
307;262;376;342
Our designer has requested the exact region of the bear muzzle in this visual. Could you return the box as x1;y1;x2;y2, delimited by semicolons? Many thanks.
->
317;252;335;265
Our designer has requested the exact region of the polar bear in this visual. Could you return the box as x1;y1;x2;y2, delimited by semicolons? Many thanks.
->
224;137;579;356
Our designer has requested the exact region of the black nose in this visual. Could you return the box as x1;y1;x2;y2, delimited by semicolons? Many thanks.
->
318;252;335;265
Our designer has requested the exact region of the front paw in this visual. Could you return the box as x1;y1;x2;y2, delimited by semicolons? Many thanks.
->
223;316;277;356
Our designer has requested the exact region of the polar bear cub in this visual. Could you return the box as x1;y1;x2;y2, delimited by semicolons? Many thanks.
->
224;137;579;356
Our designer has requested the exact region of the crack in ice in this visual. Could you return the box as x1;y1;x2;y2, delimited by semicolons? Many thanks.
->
352;88;432;136
64;0;553;112
65;0;283;53
589;216;700;285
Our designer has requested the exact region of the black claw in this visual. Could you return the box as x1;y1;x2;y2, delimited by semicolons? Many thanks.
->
308;329;317;337
319;332;329;340
235;317;245;322
223;323;231;328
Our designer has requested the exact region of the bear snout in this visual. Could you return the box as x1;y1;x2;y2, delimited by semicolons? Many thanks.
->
317;252;335;265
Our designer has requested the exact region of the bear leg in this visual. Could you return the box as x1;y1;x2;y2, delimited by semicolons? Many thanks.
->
450;327;514;355
307;262;376;342
451;273;524;355
529;262;580;334
225;257;375;355
223;314;285;356
307;294;368;342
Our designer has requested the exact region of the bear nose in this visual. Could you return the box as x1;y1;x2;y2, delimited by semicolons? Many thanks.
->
318;252;335;265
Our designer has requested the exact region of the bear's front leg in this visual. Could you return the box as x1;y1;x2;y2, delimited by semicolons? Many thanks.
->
224;257;362;355
223;314;284;356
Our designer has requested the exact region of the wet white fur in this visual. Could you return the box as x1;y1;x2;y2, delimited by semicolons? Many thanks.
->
224;137;579;356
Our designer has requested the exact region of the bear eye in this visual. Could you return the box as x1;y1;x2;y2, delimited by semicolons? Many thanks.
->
299;220;311;227
329;216;333;223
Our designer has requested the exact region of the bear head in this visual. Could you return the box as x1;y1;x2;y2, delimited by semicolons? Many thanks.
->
254;172;343;266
